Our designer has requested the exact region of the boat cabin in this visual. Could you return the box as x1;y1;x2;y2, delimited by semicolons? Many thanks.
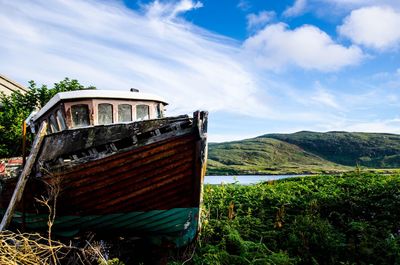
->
27;90;168;134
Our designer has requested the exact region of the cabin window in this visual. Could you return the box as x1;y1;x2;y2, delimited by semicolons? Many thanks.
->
71;104;90;127
56;110;67;130
118;104;132;122
98;103;113;125
156;104;162;118
49;114;59;132
136;104;149;121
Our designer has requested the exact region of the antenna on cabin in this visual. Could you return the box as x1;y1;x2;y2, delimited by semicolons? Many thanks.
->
130;88;139;92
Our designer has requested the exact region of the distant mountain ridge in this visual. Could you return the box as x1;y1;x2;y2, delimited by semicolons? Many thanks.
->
207;131;400;175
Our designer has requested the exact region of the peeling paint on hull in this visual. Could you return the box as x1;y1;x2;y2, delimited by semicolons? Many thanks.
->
0;112;208;247
5;207;199;248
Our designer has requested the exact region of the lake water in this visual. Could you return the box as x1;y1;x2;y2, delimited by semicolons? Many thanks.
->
204;174;307;185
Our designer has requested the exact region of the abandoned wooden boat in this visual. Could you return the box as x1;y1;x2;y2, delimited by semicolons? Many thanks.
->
0;89;208;247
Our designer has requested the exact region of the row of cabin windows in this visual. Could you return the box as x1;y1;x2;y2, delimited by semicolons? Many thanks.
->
47;103;159;133
71;103;151;128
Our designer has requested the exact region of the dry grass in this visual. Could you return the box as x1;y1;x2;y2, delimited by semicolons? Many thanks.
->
0;230;67;265
0;230;114;265
0;178;113;265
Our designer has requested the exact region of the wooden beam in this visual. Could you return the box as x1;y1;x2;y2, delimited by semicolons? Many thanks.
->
22;120;27;166
0;122;47;231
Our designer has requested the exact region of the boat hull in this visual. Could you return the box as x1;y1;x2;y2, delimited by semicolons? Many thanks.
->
0;112;208;247
6;207;199;247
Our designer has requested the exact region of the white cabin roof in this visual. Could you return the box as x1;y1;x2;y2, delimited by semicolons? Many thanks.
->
30;90;168;123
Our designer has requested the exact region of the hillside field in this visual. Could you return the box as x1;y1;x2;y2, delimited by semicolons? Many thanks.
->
207;131;400;175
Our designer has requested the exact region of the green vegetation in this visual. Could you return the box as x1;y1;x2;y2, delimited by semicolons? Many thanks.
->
267;131;400;168
173;172;400;264
207;137;350;175
208;131;400;175
0;78;95;157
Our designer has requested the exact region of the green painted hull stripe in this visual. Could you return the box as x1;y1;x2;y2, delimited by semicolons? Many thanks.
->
126;210;187;231
1;207;199;247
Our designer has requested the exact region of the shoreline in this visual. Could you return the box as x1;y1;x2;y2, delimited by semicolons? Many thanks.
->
206;167;400;177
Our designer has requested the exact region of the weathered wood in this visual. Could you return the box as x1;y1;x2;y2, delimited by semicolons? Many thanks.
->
40;123;193;174
37;115;190;162
0;111;209;246
193;111;208;204
0;122;47;231
22;121;27;166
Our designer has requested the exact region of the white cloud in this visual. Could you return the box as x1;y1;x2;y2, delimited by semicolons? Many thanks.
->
144;0;203;20
368;68;400;90
237;0;251;11
2;0;399;139
321;0;400;9
320;0;375;7
386;94;398;103
338;6;400;50
246;11;276;31
311;82;340;109
283;0;308;17
294;1;400;22
209;132;266;143
0;0;269;117
243;23;363;71
343;119;400;133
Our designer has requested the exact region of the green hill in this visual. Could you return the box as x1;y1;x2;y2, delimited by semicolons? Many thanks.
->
207;137;351;175
207;131;400;175
265;131;400;168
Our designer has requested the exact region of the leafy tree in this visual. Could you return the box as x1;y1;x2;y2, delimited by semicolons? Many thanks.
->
0;78;95;157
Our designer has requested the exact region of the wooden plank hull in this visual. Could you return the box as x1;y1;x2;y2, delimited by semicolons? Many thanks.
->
6;207;199;247
0;112;208;247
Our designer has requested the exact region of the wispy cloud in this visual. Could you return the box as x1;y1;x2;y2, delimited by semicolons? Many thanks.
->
342;119;400;134
367;68;400;90
311;82;341;109
2;0;355;127
0;0;267;116
321;0;400;9
296;0;400;21
144;0;203;20
237;0;251;11
246;11;276;31
283;0;308;17
2;0;400;141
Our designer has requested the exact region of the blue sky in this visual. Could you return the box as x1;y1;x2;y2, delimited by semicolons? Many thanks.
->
1;0;400;142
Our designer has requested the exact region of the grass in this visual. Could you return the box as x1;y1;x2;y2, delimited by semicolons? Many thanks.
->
171;171;400;264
